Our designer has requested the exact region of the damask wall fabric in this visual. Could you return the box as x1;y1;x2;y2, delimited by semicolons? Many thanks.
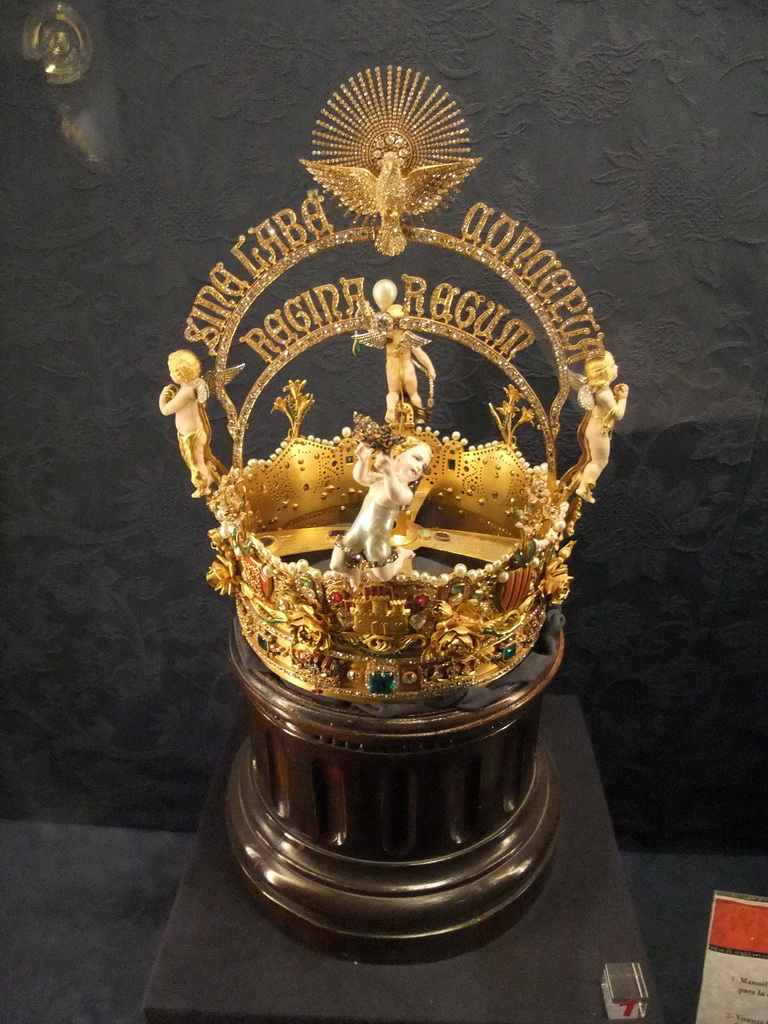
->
1;0;766;849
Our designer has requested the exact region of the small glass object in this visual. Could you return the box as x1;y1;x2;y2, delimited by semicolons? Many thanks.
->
22;3;92;85
602;962;649;1019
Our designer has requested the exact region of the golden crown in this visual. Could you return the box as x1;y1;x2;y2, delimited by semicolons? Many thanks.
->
160;67;629;702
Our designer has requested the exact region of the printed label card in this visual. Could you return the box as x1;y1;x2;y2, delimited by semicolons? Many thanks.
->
696;891;768;1024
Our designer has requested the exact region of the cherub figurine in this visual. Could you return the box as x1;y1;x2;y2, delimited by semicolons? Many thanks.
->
354;279;436;424
575;351;629;502
329;417;431;588
159;349;226;497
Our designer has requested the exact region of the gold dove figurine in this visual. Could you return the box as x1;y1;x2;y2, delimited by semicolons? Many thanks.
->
300;151;479;256
300;66;481;256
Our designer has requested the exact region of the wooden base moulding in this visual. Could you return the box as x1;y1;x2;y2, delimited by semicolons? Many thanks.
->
226;626;564;962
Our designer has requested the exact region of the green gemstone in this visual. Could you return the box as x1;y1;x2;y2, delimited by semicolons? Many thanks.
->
257;634;268;651
451;582;466;596
367;670;397;695
503;643;517;661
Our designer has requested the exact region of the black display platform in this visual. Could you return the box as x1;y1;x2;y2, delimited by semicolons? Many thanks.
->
143;695;663;1024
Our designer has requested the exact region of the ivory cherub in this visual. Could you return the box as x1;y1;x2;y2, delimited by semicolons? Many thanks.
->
159;349;225;497
575;351;629;502
329;423;431;588
354;279;436;424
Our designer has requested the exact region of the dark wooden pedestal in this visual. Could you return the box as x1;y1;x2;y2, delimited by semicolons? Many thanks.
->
226;628;563;962
143;694;663;1024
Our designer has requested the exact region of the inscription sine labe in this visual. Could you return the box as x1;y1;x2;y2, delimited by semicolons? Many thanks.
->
181;194;605;466
183;196;337;354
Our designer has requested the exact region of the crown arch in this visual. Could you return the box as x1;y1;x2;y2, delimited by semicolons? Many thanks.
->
234;315;554;472
189;197;605;475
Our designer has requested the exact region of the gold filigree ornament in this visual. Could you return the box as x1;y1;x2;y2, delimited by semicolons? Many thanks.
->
160;66;629;702
428;601;490;662
540;541;575;605
206;528;253;599
300;67;481;255
284;603;330;656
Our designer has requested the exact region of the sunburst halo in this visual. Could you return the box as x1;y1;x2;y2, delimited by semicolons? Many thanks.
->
311;66;473;174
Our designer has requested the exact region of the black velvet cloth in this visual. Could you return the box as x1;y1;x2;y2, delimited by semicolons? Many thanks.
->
2;816;765;1023
0;818;194;1024
143;696;664;1024
3;817;768;1022
1;0;767;852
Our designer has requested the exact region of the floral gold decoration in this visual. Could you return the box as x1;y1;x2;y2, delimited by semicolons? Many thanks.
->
285;603;330;653
160;66;629;702
206;552;238;597
541;541;575;605
272;379;315;438
428;601;490;661
489;385;536;446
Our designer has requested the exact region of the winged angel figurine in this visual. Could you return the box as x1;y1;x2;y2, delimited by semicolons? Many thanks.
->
159;350;242;497
570;352;629;502
299;67;481;255
354;278;435;422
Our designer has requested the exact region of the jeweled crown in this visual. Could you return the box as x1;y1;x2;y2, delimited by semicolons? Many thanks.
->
160;67;629;702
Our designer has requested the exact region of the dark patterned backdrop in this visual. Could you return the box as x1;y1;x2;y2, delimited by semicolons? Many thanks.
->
2;0;766;850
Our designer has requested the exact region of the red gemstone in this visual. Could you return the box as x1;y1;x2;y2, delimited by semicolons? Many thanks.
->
414;594;429;607
311;687;323;695
329;591;344;603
